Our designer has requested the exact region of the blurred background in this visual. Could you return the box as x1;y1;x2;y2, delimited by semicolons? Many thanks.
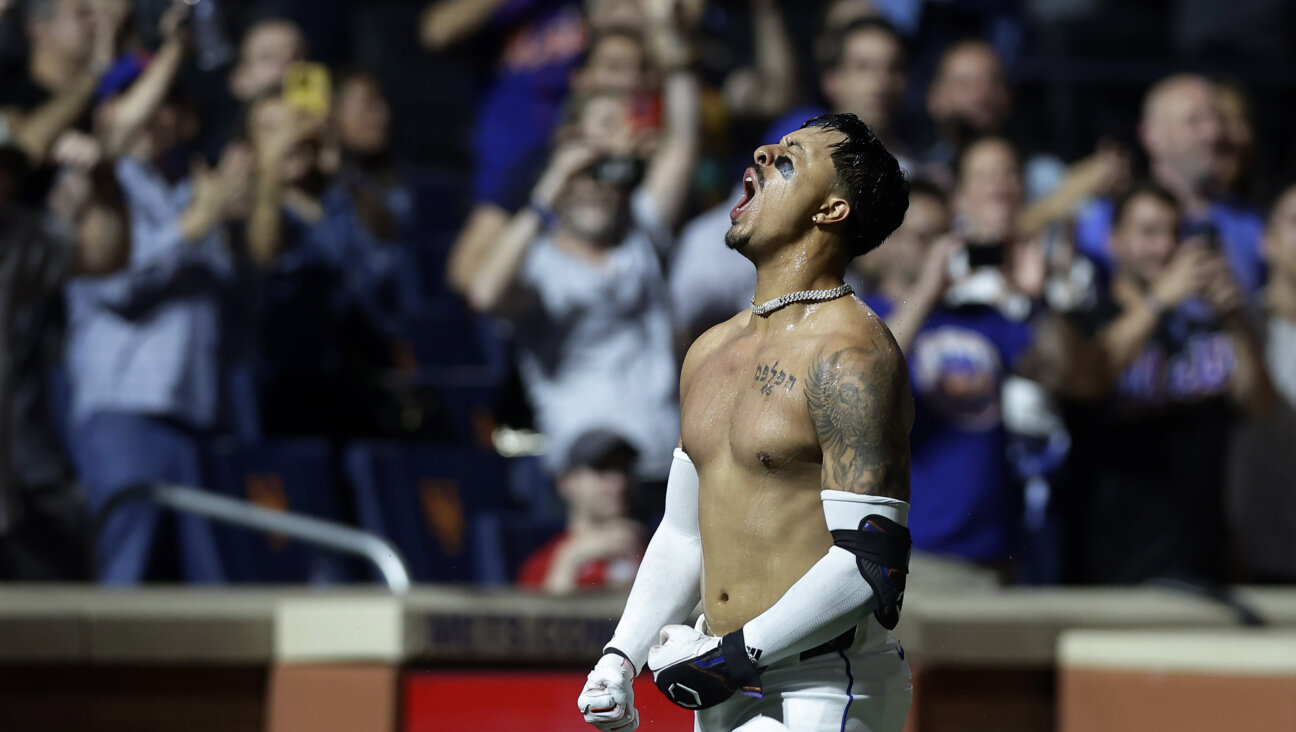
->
1;0;1295;730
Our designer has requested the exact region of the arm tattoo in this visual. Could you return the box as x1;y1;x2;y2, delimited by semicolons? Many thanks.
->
805;346;910;499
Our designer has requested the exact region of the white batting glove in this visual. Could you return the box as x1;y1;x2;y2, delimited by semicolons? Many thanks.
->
647;623;718;673
578;653;639;732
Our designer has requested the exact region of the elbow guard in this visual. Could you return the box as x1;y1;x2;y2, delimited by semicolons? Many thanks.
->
830;515;911;630
821;490;911;631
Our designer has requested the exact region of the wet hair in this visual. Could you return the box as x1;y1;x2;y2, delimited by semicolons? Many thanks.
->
1112;181;1179;227
819;16;906;73
800;112;909;258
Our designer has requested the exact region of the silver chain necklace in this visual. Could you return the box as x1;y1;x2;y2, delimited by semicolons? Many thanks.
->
750;283;854;317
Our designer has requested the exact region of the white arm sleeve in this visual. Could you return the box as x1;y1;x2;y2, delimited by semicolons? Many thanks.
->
741;490;909;665
604;448;702;672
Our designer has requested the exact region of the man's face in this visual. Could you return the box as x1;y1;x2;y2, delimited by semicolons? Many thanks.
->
1263;188;1296;283
726;126;847;257
335;76;390;155
579;34;647;93
558;172;628;243
929;44;1009;134
873;193;949;285
558;466;631;521
31;0;95;68
1112;193;1180;284
825;29;905;133
232;22;306;102
1143;80;1226;192
955;138;1022;241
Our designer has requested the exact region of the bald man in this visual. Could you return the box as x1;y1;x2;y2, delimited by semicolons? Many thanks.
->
1074;73;1265;292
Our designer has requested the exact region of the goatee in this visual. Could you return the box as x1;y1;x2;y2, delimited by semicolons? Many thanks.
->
724;226;750;251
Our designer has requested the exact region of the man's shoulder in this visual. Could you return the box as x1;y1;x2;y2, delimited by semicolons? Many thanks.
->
815;297;902;357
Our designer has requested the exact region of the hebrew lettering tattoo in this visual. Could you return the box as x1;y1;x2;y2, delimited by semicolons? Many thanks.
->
753;361;798;396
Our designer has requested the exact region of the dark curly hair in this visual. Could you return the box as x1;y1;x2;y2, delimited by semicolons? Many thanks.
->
800;113;909;258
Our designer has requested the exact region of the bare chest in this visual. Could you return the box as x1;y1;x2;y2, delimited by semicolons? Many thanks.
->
681;342;821;473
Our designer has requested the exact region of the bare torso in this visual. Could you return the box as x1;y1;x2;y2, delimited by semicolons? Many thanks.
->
680;297;912;636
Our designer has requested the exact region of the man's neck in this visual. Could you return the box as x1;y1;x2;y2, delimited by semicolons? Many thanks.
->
749;241;850;319
29;49;78;92
1267;274;1296;322
1151;161;1215;216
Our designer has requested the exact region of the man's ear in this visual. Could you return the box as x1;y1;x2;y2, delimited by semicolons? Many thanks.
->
818;195;851;226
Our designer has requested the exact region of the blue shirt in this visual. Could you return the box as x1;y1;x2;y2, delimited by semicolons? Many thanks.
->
870;297;1033;563
64;157;231;429
1075;196;1266;292
473;2;585;205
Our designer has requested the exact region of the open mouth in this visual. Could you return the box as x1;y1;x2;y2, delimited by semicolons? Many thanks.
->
730;167;757;221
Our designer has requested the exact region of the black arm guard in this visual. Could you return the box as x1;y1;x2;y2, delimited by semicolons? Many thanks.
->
830;514;912;630
653;629;764;710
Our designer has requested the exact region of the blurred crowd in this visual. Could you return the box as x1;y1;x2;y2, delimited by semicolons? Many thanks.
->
1;0;1294;593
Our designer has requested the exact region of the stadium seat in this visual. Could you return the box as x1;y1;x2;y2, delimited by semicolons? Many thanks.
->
345;441;509;583
204;438;353;584
471;513;565;585
418;367;506;450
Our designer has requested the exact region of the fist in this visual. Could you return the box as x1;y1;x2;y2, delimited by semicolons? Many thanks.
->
578;653;639;732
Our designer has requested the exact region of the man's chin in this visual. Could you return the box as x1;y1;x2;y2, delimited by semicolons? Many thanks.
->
724;225;750;252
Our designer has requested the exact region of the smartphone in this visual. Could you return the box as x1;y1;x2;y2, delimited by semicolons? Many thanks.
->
283;62;331;115
966;241;1007;268
1182;219;1220;252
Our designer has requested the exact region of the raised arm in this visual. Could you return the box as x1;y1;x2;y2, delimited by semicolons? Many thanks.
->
640;0;701;230
744;0;797;115
1100;246;1208;373
10;73;97;164
418;0;510;51
102;3;189;156
456;143;600;314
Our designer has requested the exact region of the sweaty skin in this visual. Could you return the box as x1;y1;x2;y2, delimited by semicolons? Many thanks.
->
679;296;913;636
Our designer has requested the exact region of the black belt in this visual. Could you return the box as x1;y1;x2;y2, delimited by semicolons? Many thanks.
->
799;627;856;662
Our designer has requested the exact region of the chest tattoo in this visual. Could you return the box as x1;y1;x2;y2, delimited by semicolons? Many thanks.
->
753;360;798;396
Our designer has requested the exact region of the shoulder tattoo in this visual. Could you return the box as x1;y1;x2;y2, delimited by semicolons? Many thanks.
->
805;345;910;499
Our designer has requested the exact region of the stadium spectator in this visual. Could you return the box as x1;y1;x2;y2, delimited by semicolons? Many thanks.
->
517;430;646;594
820;17;911;169
452;2;699;483
0;0;115;169
0;139;127;579
1062;183;1274;585
198;17;307;160
867;177;1100;586
445;21;655;318
1074;74;1267;292
64;8;252;583
1227;184;1296;582
922;39;1064;200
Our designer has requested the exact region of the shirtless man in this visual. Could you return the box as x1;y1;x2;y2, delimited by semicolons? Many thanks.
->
578;112;913;732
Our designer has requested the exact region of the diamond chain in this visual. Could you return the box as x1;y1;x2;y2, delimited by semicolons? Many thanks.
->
750;284;854;317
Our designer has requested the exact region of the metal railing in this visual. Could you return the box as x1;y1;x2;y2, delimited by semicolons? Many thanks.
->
97;484;411;593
